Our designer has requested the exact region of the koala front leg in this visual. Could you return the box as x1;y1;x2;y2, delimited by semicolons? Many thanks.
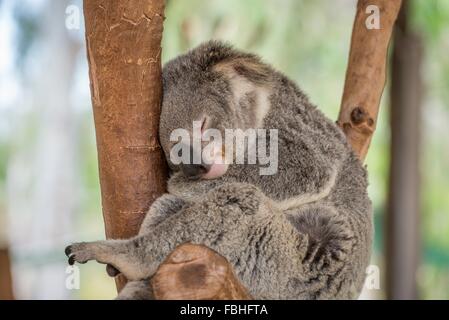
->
67;194;187;279
65;193;187;280
65;239;152;281
65;231;182;281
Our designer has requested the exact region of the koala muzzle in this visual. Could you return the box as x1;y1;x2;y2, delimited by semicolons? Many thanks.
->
180;144;229;180
181;163;211;180
179;145;211;180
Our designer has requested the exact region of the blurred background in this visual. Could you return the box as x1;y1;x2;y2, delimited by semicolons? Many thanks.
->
0;0;448;299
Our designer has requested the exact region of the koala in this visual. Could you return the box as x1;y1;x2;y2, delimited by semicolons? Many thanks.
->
66;41;373;300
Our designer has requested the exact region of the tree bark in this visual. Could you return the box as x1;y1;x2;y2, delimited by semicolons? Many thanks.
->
386;0;422;299
83;0;168;290
338;0;402;161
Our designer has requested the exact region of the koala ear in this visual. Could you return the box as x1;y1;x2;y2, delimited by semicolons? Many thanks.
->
213;58;272;128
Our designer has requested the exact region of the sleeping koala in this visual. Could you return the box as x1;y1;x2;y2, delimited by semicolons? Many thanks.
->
65;41;373;300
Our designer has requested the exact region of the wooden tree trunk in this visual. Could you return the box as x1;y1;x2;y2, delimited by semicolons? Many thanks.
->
386;0;422;299
83;0;168;290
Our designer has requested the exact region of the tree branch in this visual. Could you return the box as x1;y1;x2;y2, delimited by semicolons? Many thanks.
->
338;0;402;161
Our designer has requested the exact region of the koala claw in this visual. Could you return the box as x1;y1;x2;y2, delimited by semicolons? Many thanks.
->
64;245;72;257
65;242;93;265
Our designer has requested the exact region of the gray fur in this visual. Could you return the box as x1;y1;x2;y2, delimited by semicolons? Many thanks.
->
66;41;372;300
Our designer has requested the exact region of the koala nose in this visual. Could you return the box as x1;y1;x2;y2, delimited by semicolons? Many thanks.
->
181;163;210;180
180;145;211;180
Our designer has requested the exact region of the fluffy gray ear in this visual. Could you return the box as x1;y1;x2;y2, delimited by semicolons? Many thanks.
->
213;58;272;128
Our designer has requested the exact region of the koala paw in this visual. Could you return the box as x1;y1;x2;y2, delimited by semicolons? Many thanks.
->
65;242;95;265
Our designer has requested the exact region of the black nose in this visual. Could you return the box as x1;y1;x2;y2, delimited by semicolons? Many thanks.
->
180;145;210;180
181;163;210;180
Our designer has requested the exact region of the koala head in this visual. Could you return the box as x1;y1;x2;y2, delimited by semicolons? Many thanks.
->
160;41;273;180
